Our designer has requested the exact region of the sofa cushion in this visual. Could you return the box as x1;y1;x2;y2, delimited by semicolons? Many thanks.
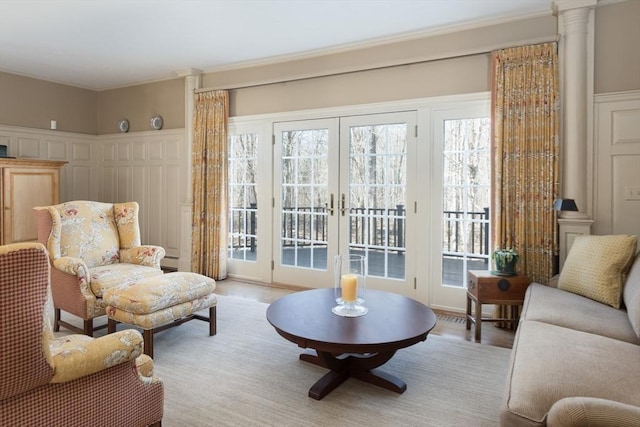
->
501;320;640;427
521;283;639;344
623;252;640;339
558;235;637;308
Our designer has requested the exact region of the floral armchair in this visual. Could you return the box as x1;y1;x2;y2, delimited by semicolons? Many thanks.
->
33;201;165;336
0;242;163;426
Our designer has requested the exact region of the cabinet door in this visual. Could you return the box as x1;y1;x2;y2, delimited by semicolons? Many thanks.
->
2;167;60;244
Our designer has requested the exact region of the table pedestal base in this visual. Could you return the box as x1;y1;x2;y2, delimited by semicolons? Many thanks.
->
300;349;405;400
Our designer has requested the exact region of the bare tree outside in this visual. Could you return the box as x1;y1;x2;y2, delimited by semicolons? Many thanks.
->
349;123;407;279
280;129;329;269
228;133;258;261
442;118;491;286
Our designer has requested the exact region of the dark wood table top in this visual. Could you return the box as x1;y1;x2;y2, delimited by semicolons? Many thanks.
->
266;288;437;354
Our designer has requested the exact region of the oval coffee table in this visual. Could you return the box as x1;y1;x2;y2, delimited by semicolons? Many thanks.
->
266;288;437;400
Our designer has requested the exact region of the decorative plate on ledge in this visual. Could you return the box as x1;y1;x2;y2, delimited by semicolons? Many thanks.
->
150;114;164;130
118;119;129;133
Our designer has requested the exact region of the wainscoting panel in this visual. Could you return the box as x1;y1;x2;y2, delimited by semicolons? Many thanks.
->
45;139;68;161
165;164;181;255
147;165;164;250
67;141;96;202
72;142;91;161
594;92;640;237
99;130;185;266
613;156;640;235
132;165;147;213
0;126;98;204
17;137;40;158
101;166;117;201
70;165;92;200
0;126;187;265
103;142;116;162
117;165;131;201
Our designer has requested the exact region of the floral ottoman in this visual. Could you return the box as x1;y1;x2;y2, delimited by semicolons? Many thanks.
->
104;272;217;357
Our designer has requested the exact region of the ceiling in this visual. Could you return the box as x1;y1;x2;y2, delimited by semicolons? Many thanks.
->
0;0;552;91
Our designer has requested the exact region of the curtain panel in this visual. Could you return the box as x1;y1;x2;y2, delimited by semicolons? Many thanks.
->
191;90;229;279
491;42;559;286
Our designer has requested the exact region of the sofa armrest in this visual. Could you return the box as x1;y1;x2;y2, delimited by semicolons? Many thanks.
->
548;397;640;427
548;274;560;288
50;329;143;383
120;245;166;268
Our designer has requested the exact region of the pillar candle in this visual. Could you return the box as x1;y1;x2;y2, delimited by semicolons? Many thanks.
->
341;274;358;302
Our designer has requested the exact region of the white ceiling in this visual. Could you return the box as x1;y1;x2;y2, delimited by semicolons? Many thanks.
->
0;0;553;91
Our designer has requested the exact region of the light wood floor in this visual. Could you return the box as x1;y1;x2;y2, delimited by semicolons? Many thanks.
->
215;278;516;349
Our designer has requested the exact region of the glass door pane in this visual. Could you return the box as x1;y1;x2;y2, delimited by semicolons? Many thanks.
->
228;133;258;262
280;128;329;269
341;112;416;297
348;123;407;278
441;118;491;286
273;119;339;288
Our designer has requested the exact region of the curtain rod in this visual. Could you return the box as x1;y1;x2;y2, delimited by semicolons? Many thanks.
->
194;35;558;93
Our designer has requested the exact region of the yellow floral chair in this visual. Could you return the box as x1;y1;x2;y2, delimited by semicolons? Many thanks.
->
33;201;165;336
0;242;163;426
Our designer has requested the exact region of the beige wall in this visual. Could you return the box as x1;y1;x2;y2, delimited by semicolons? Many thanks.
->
204;15;557;117
0;72;98;134
594;0;640;94
228;55;490;116
0;73;184;135
97;78;185;134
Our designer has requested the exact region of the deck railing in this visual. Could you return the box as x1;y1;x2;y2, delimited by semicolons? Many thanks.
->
230;204;490;258
442;207;490;259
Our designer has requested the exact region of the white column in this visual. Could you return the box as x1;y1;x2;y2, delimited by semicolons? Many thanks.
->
554;1;596;266
177;69;201;271
555;0;596;219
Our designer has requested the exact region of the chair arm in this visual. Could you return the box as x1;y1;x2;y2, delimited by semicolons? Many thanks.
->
52;256;91;285
135;354;162;385
120;245;166;268
547;397;640;427
50;329;144;383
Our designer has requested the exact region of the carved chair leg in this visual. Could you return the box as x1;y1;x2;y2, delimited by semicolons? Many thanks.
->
108;318;118;333
54;308;61;332
143;329;154;358
209;306;217;336
84;319;94;337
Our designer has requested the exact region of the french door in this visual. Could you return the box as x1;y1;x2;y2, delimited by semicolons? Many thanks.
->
272;112;417;296
429;104;491;311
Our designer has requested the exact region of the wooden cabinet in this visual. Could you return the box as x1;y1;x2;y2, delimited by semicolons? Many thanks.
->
465;270;530;342
0;159;67;245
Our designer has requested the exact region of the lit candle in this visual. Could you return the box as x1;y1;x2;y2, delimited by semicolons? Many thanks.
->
341;274;358;302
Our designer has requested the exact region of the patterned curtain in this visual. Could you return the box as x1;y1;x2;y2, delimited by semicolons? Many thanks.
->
191;90;229;279
491;43;559;324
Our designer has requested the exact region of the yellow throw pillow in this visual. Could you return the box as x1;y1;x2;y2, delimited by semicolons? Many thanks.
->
558;235;637;308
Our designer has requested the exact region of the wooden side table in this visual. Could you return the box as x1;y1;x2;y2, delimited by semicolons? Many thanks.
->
466;270;530;342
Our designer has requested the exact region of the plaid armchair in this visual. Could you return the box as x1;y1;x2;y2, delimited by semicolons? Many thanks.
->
33;201;165;336
0;242;163;426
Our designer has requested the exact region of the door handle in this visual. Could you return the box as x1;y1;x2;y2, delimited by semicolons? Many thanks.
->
341;194;346;216
327;193;334;216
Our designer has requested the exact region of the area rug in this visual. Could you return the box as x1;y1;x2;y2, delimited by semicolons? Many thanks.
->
150;295;511;427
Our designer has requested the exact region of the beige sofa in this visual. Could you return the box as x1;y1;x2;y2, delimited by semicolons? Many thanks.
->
501;236;640;427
